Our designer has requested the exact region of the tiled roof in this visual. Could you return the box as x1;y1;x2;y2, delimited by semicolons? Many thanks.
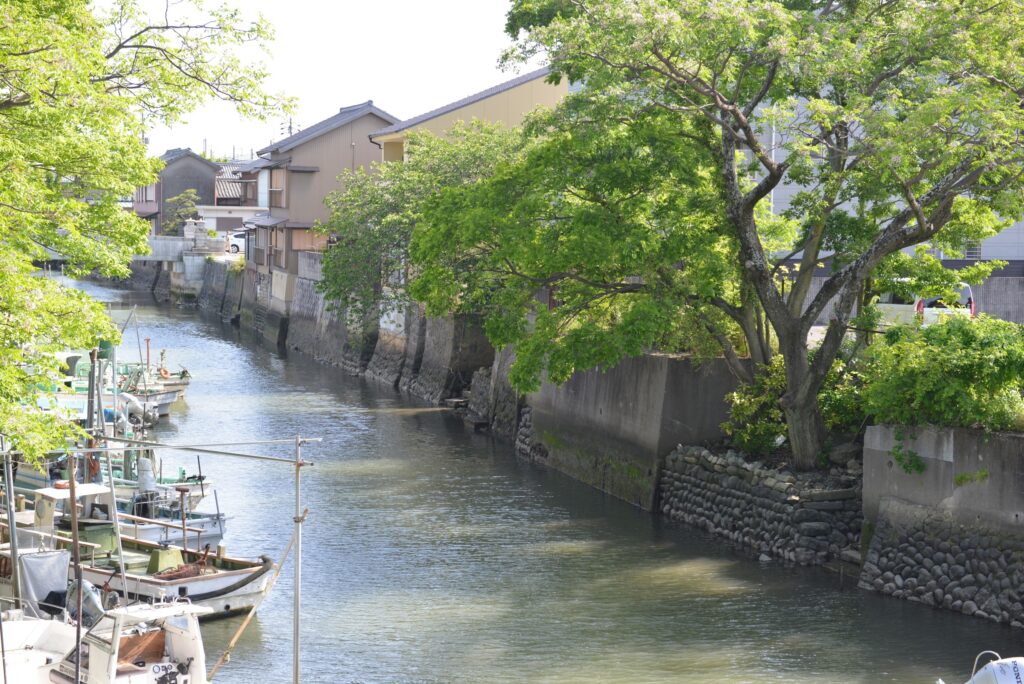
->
236;157;276;173
370;67;552;138
159;148;222;170
215;178;243;199
257;101;400;156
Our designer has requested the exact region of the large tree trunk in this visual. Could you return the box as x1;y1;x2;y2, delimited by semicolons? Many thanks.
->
778;333;827;470
783;399;826;470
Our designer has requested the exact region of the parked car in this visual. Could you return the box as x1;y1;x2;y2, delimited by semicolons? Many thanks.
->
876;281;975;326
227;231;246;254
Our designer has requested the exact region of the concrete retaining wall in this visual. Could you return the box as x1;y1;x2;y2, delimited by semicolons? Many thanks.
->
519;356;742;510
402;314;494;403
860;426;1024;626
286;276;378;373
973;277;1024;325
365;303;408;387
660;446;863;565
198;260;229;313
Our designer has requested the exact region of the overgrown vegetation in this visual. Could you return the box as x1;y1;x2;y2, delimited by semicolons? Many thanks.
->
954;469;989;487
409;0;1024;468
722;354;866;457
862;316;1024;432
318;122;519;321
724;315;1024;462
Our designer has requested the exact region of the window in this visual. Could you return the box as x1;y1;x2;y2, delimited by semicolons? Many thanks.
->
135;184;155;202
964;241;981;260
269;168;286;208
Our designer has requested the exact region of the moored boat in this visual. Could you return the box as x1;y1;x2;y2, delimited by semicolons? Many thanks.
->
939;652;1024;684
2;482;272;619
0;600;212;683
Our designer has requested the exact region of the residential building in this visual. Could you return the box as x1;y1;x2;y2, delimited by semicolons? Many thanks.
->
358;68;570;391
132;148;219;234
369;66;568;161
245;100;399;316
194;160;267;235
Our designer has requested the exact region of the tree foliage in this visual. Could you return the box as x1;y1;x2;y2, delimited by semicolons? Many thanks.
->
0;0;284;461
161;189;200;236
318;121;519;320
863;316;1024;432
492;0;1024;467
411;95;763;389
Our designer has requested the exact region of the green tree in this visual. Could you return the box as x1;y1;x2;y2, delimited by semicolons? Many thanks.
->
318;121;520;321
412;94;773;387
489;0;1024;468
162;189;201;236
0;0;286;461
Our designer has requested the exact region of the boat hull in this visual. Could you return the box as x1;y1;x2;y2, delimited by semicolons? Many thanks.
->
81;556;274;618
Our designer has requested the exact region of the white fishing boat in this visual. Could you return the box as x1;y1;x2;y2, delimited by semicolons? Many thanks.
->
0;601;212;683
119;457;224;548
940;652;1024;684
1;483;268;618
16;447;213;512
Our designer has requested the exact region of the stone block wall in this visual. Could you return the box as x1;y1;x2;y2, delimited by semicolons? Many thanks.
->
659;446;863;565
860;498;1024;626
861;426;1024;626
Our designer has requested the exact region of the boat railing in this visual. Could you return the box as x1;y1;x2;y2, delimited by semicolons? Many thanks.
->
116;512;206;535
0;521;101;565
0;592;76;618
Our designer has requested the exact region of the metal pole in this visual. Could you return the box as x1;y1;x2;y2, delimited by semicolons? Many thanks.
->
68;453;83;684
104;454;128;599
2;445;20;602
112;343;119;438
197;455;206;501
293;435;303;684
178;487;189;553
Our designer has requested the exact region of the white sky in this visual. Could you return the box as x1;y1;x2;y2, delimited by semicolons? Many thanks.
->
144;0;540;158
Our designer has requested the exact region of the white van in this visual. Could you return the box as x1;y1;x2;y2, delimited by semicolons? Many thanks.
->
226;231;246;254
876;282;976;326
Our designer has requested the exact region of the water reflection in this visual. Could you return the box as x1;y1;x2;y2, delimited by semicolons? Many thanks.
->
65;280;1021;684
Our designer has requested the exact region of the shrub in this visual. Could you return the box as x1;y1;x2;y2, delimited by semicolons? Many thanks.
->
862;315;1024;431
722;356;788;456
722;354;866;457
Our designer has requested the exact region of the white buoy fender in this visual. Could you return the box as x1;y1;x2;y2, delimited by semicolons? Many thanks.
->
137;456;158;492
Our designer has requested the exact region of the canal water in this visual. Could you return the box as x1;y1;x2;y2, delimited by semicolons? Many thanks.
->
79;281;1022;683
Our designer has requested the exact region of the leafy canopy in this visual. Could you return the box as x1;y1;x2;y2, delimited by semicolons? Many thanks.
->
498;0;1024;467
411;94;749;390
318;121;520;320
161;189;201;236
0;0;285;461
